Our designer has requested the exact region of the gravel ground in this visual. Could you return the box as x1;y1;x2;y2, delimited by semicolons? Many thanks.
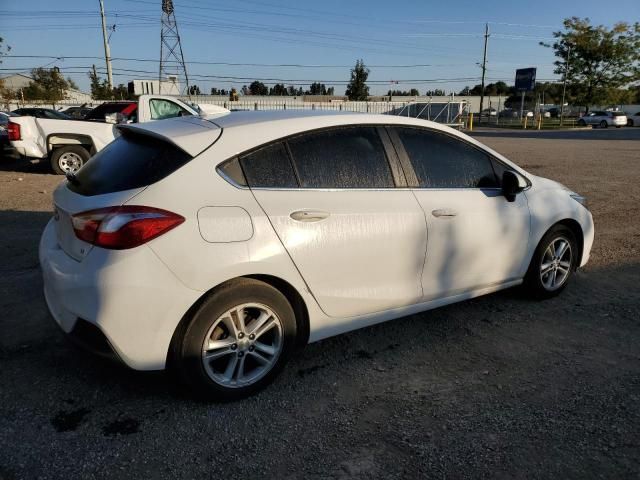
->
1;127;639;479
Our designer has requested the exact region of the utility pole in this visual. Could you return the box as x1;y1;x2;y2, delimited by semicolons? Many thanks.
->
559;44;571;127
99;0;113;90
478;22;489;120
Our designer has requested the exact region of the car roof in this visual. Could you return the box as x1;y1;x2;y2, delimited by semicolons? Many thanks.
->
204;109;458;131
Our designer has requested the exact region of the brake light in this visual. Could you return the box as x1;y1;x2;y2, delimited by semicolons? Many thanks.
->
71;206;184;249
7;121;21;141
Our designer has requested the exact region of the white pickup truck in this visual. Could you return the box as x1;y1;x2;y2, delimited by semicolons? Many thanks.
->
7;95;215;174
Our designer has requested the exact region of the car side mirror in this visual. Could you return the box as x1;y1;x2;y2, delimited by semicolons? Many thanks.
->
502;170;523;202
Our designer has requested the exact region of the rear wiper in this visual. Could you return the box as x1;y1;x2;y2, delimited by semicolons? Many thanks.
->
65;172;80;186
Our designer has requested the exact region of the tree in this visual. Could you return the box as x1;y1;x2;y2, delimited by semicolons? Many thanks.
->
269;83;288;96
210;87;229;96
424;89;445;96
188;85;201;95
112;84;134;100
248;81;268;95
0;37;10;106
88;66;112;99
308;82;328;95
345;59;369;100
387;89;420;96
541;17;640;111
23;67;75;105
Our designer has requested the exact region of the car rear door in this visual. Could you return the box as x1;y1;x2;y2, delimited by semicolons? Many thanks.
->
388;126;531;299
245;126;427;318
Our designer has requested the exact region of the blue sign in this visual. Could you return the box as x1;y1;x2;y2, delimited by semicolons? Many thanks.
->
515;68;537;92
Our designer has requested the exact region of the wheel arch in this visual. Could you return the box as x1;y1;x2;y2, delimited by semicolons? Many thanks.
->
538;219;584;269
556;218;584;267
167;274;310;367
47;133;96;155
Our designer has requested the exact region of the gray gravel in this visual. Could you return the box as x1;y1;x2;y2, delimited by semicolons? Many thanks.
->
1;127;639;479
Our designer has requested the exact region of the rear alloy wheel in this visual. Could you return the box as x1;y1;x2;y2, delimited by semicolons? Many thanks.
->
173;279;298;401
524;225;578;299
599;120;608;128
50;145;90;175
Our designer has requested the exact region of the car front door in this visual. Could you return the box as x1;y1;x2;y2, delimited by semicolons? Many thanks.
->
245;126;427;318
388;126;531;300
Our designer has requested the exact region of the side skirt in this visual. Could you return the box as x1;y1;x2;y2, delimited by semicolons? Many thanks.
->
308;279;523;343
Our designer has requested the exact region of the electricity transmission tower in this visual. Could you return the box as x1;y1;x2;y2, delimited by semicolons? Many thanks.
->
159;0;189;95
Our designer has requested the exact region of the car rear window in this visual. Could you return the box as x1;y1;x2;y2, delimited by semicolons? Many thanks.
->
67;131;191;196
612;112;626;117
84;103;137;121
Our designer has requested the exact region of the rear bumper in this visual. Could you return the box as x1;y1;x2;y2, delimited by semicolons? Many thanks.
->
39;219;201;370
10;139;46;159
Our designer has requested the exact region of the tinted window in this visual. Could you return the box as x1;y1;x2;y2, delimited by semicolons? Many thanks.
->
287;127;394;188
239;142;298;188
489;158;514;186
84;103;136;121
68;131;191;196
394;127;499;188
218;158;247;187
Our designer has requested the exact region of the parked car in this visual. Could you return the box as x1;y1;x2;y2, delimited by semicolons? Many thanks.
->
480;108;497;117
577;111;627;128
40;110;594;400
8;95;200;174
0;111;18;147
626;111;640;127
61;106;94;119
11;108;71;120
497;109;516;118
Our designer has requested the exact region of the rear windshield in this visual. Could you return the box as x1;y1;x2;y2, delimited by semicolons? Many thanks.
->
611;112;626;117
67;131;191;196
84;103;137;121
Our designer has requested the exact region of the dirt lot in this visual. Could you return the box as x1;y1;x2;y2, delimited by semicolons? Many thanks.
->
1;127;639;479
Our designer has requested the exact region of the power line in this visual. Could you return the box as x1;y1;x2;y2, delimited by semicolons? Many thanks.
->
2;55;462;69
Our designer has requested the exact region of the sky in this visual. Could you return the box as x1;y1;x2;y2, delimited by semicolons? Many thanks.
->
1;0;639;96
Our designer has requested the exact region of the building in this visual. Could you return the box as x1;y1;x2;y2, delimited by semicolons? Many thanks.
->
0;73;92;104
128;77;182;96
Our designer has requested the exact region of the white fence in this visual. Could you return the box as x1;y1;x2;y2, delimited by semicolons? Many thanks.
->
180;98;468;126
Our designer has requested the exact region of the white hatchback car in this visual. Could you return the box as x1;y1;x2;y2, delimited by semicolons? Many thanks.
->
40;111;594;400
578;110;627;128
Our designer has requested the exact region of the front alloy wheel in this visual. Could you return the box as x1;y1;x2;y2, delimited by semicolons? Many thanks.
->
539;237;572;291
524;225;578;298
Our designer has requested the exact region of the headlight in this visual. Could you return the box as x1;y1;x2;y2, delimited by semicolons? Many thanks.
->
570;193;588;209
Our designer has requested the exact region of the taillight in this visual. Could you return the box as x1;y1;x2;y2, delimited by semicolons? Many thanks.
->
7;121;21;141
71;206;184;250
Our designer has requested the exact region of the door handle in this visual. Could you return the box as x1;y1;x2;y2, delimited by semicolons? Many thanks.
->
290;210;330;222
432;209;458;218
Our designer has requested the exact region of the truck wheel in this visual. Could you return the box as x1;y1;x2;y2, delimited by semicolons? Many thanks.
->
50;146;90;175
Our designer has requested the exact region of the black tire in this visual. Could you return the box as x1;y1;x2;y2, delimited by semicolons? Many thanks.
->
577;119;586;126
523;225;579;299
172;278;298;401
50;145;90;175
599;120;608;129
